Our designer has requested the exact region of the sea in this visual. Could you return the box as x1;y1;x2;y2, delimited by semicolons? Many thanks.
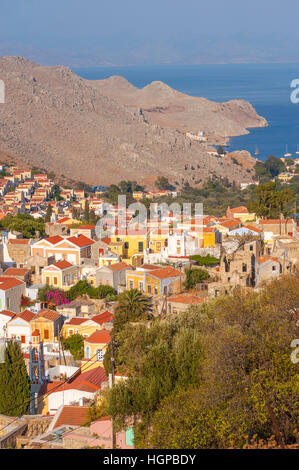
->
73;63;299;162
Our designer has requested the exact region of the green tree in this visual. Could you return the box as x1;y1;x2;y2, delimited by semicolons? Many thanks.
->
247;181;295;218
0;214;45;238
84;200;90;223
184;268;210;289
265;155;286;177
0;341;31;416
45;203;53;222
116;289;153;324
62;334;84;360
155;176;171;190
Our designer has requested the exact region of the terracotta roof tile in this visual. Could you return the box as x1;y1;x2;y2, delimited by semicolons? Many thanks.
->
35;309;61;321
53;260;73;270
91;311;114;325
85;329;111;344
13;309;36;322
53;406;90;429
67;235;95;248
0;276;25;290
147;266;182;279
0;310;16;318
45;235;64;245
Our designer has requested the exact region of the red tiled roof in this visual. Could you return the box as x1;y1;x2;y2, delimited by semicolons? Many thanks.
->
244;225;262;233
65;317;88;326
67;235;95;248
147;266;182;280
141;264;161;270
258;219;294;225
13;309;36;322
57;217;71;224
75;225;95;230
53;260;73;270
0;276;25;290
230;206;249;214
46;366;108;395
7;238;30;245
91;311;114;325
35;309;61;321
257;256;279;264
101;237;111;245
219;218;241;229
3;268;29;276
108;262;130;272
53;405;90;429
45;235;64;245
0;310;15;318
85;329;111;344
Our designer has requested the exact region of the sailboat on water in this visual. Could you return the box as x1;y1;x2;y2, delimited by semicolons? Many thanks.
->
296;144;299;155
284;145;292;158
254;145;259;156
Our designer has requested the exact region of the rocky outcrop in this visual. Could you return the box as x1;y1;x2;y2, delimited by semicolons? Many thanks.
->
0;56;265;187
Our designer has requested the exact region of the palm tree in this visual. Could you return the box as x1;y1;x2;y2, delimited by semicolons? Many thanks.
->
116;289;153;322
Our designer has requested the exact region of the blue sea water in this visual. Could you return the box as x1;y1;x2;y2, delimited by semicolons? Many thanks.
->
73;63;299;161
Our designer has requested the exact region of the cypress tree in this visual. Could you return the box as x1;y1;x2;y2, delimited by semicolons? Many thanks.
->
0;341;31;416
45;203;52;222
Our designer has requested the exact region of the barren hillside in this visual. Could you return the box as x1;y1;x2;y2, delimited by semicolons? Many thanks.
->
0;57;266;187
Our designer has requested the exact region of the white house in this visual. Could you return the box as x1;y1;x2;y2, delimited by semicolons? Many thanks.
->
6;309;36;349
0;310;15;338
44;365;108;414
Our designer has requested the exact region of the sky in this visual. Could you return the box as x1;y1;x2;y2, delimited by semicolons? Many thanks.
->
1;0;298;42
0;0;298;65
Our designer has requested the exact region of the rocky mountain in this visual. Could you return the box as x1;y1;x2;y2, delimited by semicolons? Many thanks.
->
0;56;266;187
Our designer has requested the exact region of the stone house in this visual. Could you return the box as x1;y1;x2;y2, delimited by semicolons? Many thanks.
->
96;262;131;290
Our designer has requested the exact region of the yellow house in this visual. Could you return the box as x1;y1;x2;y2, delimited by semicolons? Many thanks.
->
148;229;168;254
42;260;80;291
278;173;293;183
198;227;216;248
126;266;183;296
226;206;256;223
30;309;64;343
110;229;148;267
62;311;114;340
82;329;111;370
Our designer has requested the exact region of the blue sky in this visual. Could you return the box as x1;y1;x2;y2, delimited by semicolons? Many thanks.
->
0;1;298;65
1;0;298;43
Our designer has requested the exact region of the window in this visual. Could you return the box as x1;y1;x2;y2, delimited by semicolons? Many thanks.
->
44;329;49;339
272;266;276;271
154;287;158;295
124;242;129;249
7;297;10;309
148;285;152;294
242;264;247;272
138;242;144;252
129;280;134;289
86;346;90;359
69;329;74;336
139;281;144;291
250;245;253;251
96;349;104;361
46;276;50;284
21;335;26;344
53;277;58;285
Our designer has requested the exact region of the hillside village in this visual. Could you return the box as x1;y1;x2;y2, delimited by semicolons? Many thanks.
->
0;163;298;449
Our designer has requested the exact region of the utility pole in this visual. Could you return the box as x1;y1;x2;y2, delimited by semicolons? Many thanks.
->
110;335;116;449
